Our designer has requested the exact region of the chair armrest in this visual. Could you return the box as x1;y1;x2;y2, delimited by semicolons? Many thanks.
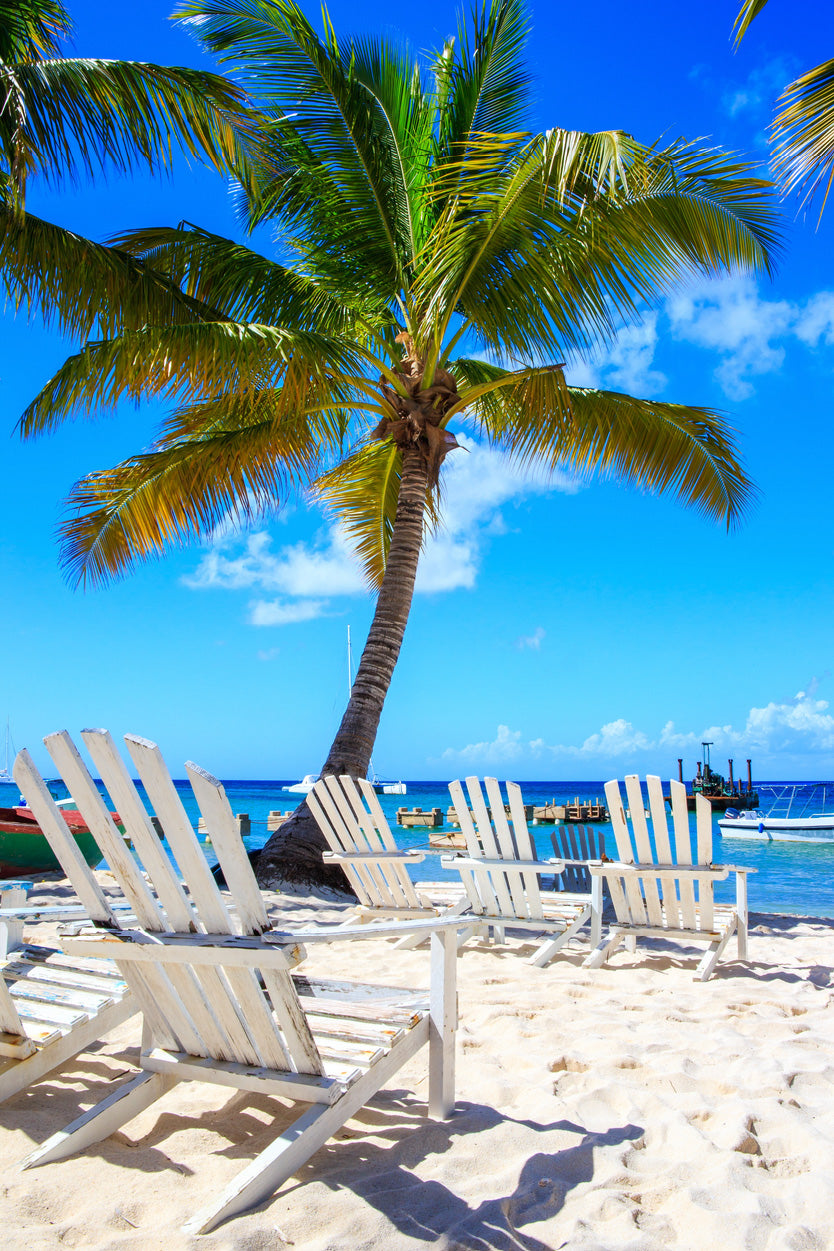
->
440;855;565;874
587;862;731;881
263;914;474;944
0;901;134;922
322;849;426;865
721;864;757;874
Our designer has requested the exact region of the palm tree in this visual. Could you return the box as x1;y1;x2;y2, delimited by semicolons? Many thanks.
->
14;0;779;890
0;0;256;326
735;0;834;221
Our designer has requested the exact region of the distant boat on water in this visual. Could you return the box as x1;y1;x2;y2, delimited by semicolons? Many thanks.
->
0;718;14;786
283;774;319;795
719;784;834;842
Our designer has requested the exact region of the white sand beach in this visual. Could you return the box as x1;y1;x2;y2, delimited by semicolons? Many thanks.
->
2;885;833;1251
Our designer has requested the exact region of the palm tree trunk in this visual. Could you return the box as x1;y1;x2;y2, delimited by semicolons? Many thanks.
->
255;444;429;890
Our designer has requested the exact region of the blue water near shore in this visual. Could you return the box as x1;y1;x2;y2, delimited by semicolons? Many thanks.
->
5;775;833;918
186;777;834;919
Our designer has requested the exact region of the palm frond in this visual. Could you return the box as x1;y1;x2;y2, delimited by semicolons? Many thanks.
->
733;0;770;48
1;57;255;203
106;221;373;335
17;321;367;436
313;439;443;587
59;392;343;587
420;130;779;362
0;205;223;337
175;0;419;289
451;358;753;529
771;59;834;220
436;0;530;170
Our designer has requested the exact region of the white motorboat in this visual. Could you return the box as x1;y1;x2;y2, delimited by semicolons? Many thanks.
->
718;785;834;841
282;774;319;795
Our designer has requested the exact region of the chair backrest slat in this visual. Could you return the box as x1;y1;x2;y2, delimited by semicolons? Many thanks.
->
669;779;696;925
486;778;532;918
447;779;499;915
333;777;417;909
13;749;120;927
624;774;663;926
186;764;270;935
646;775;681;929
505;780;544;920
695;793;715;932
82;730;198;933
550;824;602;893
464;777;515;917
185;762;323;1075
44;731;165;931
604;779;647;925
125;735;234;935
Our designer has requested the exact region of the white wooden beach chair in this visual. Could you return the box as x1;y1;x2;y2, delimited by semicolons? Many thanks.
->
583;775;753;981
307;775;472;948
0;880;134;1105
13;730;460;1236
550;824;606;895
444;777;601;966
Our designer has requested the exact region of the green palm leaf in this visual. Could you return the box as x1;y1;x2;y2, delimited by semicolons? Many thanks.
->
59;392;346;587
18;321;367;435
450;359;752;528
772;60;834;218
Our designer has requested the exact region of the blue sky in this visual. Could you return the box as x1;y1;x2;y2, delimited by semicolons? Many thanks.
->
3;0;834;782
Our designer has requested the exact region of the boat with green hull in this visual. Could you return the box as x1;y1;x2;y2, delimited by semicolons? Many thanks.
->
0;806;104;877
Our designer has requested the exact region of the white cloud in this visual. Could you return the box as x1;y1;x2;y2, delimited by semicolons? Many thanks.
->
250;598;328;626
565;314;666;396
439;689;834;773
185;528;365;597
441;724;527;765
516;626;545;651
597;316;667;396
667;275;795;400
184;435;580;620
721;58;797;120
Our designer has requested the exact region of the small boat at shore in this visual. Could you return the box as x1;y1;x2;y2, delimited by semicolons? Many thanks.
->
718;784;834;842
0;805;107;876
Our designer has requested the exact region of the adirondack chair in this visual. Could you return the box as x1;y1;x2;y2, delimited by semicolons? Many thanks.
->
0;880;134;1105
583;775;753;981
549;824;607;894
444;777;602;966
13;731;460;1236
307;775;471;948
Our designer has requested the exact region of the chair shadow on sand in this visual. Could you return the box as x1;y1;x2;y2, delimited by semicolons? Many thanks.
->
282;1094;644;1250
5;1062;644;1246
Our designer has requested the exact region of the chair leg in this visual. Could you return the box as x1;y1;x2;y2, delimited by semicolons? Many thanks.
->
23;1070;175;1167
528;907;590;968
583;928;625;969
184;1025;432;1236
696;918;737;982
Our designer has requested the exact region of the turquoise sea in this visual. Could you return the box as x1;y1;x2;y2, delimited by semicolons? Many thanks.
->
163;776;834;920
4;776;833;918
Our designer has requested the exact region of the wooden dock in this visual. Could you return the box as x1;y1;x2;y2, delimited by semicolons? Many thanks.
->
396;806;443;828
532;797;608;824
